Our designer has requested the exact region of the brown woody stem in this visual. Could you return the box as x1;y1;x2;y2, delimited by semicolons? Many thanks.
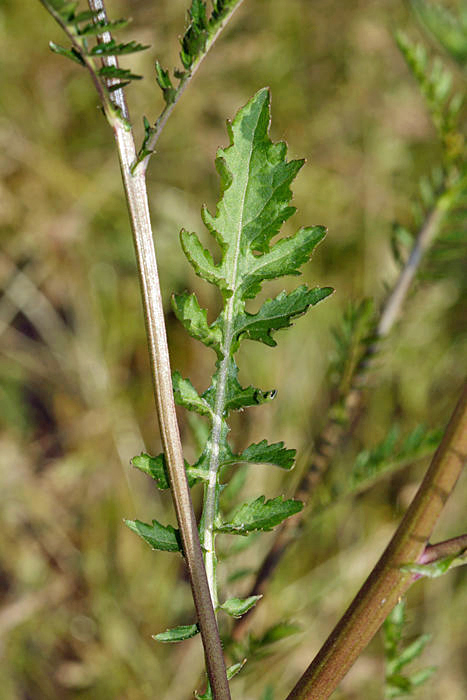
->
285;379;467;700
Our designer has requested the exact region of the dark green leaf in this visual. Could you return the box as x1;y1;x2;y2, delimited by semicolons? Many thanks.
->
221;439;296;470
131;451;200;489
98;65;142;81
90;39;149;56
173;371;213;417
233;286;333;348
78;18;129;36
49;41;85;65
125;518;181;553
219;495;303;535
220;595;262;617
172;292;222;356
131;453;170;489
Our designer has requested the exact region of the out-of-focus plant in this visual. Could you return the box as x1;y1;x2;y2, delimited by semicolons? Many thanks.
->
36;1;467;698
383;600;435;698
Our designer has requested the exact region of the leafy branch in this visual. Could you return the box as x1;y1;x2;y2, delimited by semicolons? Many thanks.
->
38;0;148;124
383;600;436;698
134;0;246;174
128;88;332;693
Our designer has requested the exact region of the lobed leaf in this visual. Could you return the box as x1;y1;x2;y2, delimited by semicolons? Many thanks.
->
218;495;303;535
49;41;85;65
77;17;129;36
89;39;149;56
233;285;333;348
221;439;296;470
202;358;276;412
172;293;222;356
98;65;142;81
131;453;170;489
125;518;181;553
180;229;228;293
131;451;200;489
172;371;213;417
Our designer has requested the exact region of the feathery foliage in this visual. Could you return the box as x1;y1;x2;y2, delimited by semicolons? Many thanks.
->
39;0;148;123
411;0;467;68
396;31;464;164
383;600;436;698
136;0;245;166
350;424;443;490
128;89;332;665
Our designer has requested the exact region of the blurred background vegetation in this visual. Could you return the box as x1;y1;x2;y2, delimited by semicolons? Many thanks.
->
0;0;465;698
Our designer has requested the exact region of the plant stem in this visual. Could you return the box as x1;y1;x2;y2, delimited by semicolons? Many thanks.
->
85;1;230;696
420;533;467;565
285;379;467;700
200;129;253;607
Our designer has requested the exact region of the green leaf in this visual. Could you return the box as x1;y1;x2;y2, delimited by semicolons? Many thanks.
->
237;225;327;299
233;285;333;348
131;453;170;489
169;89;329;627
219;495;303;535
153;623;199;642
98;65;142;82
49;41;85;65
400;552;464;579
172;371;213;417
220;595;262;617
78;17;129;36
172;293;222;356
383;599;436;697
195;688;212;700
202;358;276;412
194;660;246;700
89;39;149;56
131;451;200;489
155;60;177;104
125;519;181;553
221;439;296;470
180;229;228;293
389;635;431;674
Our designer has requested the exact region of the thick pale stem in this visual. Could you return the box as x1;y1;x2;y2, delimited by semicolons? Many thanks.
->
285;379;467;700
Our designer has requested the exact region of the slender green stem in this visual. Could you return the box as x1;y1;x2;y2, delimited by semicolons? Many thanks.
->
285;379;467;700
200;124;253;609
134;0;246;176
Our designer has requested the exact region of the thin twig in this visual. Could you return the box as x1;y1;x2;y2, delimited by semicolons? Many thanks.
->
81;1;230;696
135;0;246;176
232;186;452;640
285;379;467;700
